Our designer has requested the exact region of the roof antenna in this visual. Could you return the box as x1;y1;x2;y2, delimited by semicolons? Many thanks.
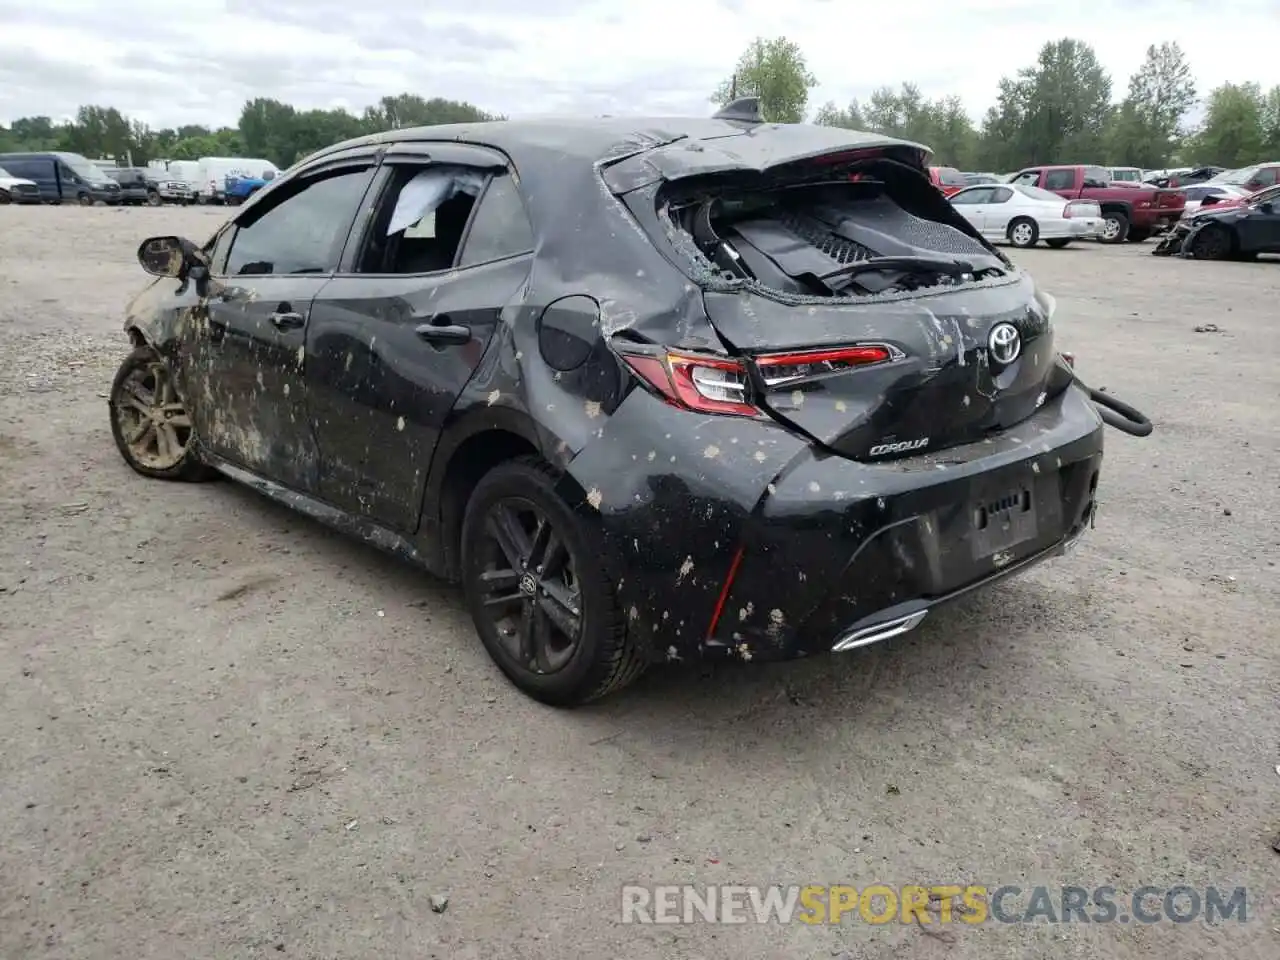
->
713;95;764;124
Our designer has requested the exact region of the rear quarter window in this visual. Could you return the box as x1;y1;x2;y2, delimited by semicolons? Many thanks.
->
457;173;534;268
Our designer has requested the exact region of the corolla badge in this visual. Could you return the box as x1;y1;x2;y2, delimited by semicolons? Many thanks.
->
988;322;1021;365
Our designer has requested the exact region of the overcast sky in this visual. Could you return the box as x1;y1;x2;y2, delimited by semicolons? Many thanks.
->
1;0;1278;129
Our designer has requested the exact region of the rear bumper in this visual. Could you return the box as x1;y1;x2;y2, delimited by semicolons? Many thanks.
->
1042;218;1100;239
564;383;1105;664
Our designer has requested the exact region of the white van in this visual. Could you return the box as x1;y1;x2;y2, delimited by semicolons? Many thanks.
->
166;160;203;193
196;157;279;204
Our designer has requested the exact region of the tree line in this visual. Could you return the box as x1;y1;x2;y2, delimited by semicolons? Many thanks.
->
716;36;1280;171
3;39;1278;174
0;94;500;170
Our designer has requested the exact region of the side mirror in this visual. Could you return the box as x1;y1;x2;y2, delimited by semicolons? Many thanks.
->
1260;201;1274;214
137;235;204;278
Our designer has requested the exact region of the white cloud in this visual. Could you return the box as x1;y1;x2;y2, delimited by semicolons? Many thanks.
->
0;0;1277;129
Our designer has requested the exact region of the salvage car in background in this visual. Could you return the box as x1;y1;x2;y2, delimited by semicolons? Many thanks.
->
0;164;41;204
109;102;1130;705
949;182;1101;248
1205;162;1280;194
104;167;154;205
1153;186;1280;259
928;165;968;196
1180;184;1251;217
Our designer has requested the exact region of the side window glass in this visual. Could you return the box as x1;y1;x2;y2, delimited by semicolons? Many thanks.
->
950;190;977;205
990;187;1013;203
223;167;372;277
458;173;535;268
356;164;488;275
1044;169;1075;191
1257;168;1278;187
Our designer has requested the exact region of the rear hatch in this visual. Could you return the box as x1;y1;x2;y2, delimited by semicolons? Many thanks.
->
616;142;1064;462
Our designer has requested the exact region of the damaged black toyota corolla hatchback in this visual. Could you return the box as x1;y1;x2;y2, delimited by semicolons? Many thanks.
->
109;100;1106;706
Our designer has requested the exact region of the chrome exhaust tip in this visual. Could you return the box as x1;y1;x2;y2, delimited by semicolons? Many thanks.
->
831;610;928;653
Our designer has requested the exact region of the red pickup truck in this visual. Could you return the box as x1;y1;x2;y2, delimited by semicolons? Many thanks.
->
1008;165;1186;243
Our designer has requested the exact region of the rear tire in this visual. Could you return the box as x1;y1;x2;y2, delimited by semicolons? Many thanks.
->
1045;238;1071;249
146;191;162;207
1099;212;1129;243
77;192;92;207
0;190;10;205
108;346;214;482
460;456;647;706
1007;217;1039;248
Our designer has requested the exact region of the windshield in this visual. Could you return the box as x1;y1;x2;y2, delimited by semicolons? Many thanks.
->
1016;184;1069;203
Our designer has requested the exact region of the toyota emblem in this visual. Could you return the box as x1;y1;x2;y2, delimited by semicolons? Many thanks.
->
988;322;1022;365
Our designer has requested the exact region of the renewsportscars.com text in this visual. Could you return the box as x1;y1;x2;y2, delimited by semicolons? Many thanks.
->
620;884;1249;925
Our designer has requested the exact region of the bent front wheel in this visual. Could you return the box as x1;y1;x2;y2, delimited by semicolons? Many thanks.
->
108;346;213;481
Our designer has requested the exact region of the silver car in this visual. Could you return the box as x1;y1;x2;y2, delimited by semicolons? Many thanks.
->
949;183;1102;248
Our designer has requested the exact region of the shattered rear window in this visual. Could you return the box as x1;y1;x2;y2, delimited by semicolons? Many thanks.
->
659;162;1011;303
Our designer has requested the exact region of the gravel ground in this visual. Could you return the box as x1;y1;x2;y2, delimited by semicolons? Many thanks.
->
1;205;1277;959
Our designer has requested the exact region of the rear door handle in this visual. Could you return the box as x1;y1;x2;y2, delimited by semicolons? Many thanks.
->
269;308;305;331
415;317;471;346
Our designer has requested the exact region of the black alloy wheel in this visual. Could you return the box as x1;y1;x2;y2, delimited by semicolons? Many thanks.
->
460;457;645;705
476;496;583;674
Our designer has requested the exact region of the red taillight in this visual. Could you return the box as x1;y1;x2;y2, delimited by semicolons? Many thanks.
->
619;350;758;417
618;343;899;416
754;344;897;387
1063;203;1073;219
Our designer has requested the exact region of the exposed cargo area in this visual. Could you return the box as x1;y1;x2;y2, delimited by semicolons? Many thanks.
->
665;174;1010;299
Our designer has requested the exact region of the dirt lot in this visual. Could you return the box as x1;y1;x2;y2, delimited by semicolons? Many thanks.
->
1;205;1277;959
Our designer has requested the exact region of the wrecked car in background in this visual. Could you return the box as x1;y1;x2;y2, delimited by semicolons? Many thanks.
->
109;100;1150;706
1152;186;1280;259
